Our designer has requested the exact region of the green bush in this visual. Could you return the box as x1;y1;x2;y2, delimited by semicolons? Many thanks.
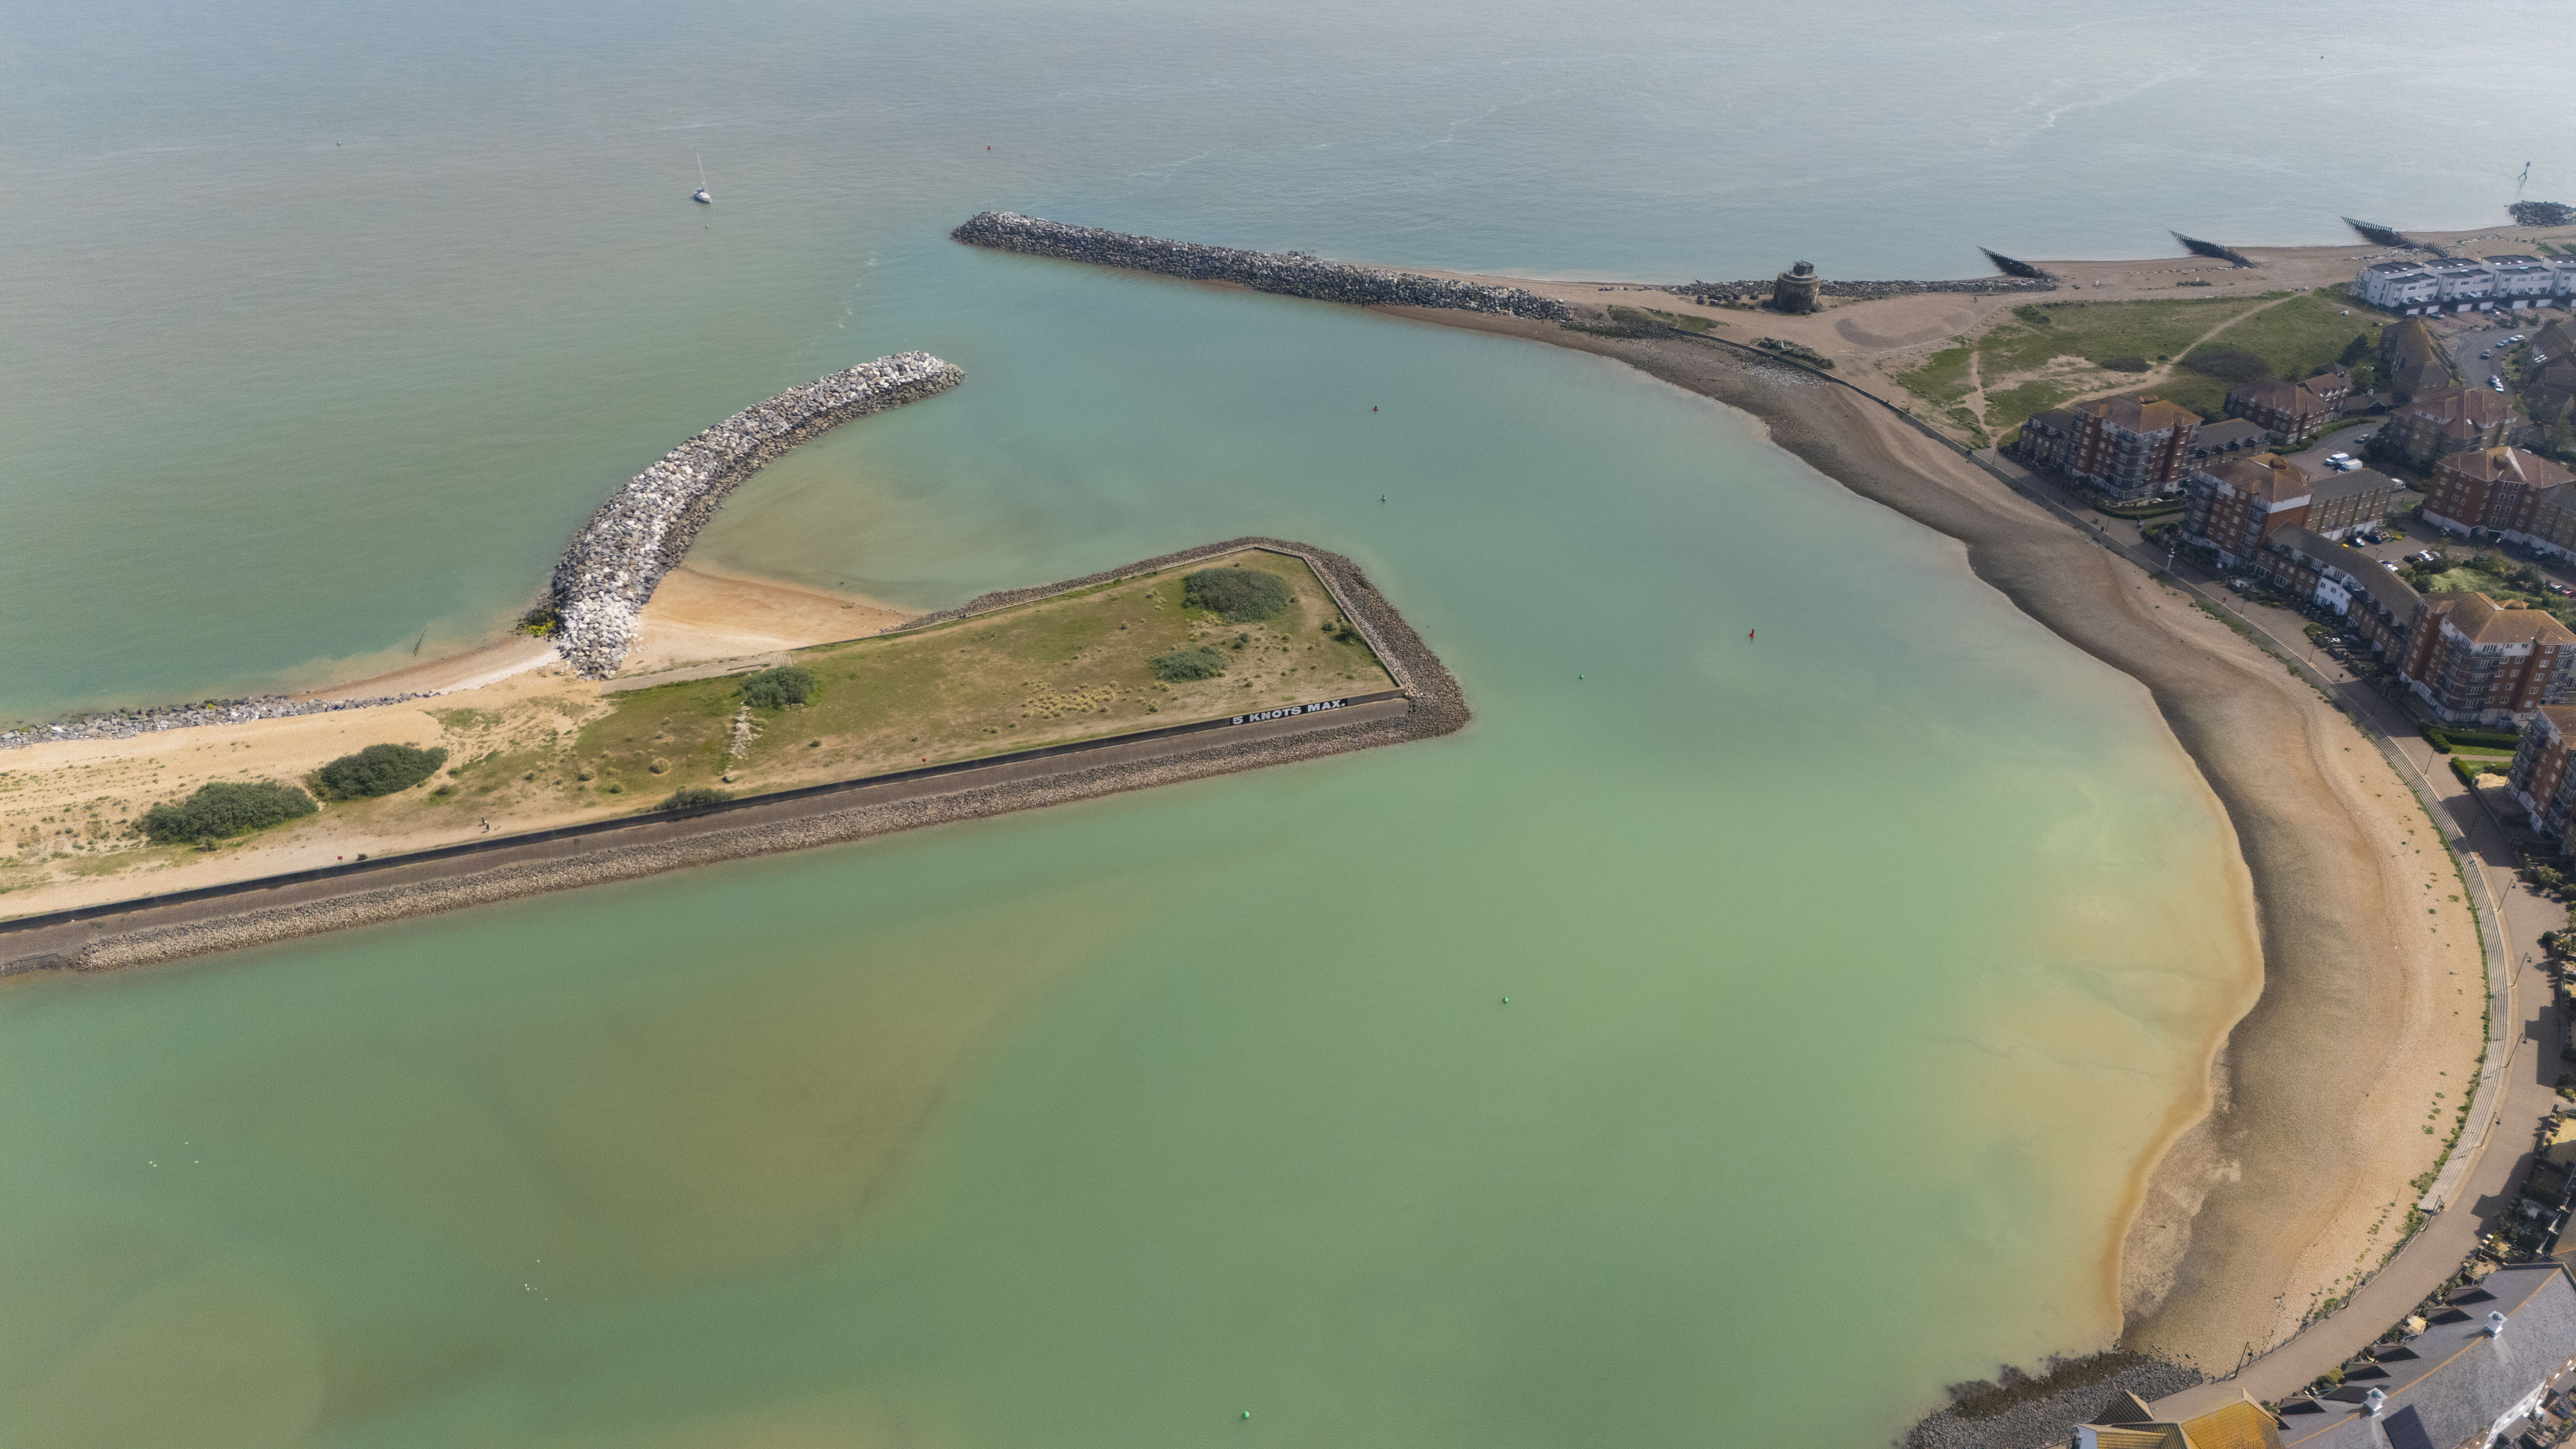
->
2451;756;2503;788
740;665;817;709
1182;568;1291;623
313;743;448;799
661;787;732;812
2180;345;2272;386
2012;304;2054;327
1151;648;1229;681
138;780;318;843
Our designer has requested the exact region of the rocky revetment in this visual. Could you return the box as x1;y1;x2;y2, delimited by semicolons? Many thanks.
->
951;211;1572;320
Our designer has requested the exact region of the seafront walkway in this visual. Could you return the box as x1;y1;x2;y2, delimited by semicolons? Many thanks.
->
1965;449;2569;1412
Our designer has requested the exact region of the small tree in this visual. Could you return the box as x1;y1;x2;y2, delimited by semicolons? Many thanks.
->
741;665;817;709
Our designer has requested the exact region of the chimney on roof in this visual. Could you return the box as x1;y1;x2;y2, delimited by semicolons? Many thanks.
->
2366;1387;2387;1417
2489;1309;2508;1337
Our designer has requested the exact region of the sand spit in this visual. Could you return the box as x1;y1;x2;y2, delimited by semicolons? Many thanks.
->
1;540;1466;975
1369;306;2476;1374
548;352;964;679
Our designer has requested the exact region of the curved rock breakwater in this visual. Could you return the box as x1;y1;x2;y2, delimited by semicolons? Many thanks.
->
548;352;965;679
2;692;436;751
952;211;1571;320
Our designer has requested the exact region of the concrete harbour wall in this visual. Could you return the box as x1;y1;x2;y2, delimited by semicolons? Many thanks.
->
548;352;965;678
1;540;1466;973
952;212;1572;321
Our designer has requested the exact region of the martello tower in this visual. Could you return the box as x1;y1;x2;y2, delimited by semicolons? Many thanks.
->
1769;261;1821;314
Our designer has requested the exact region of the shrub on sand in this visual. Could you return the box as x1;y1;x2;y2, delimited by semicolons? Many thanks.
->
314;743;448;799
138;780;318;843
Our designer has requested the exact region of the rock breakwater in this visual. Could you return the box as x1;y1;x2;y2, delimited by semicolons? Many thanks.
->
952;211;1572;320
548;352;964;679
1;692;437;751
1682;276;2056;304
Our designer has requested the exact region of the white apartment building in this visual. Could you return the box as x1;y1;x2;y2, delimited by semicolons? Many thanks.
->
2488;255;2558;299
2357;260;2438;308
2430;257;2498;301
2357;254;2576;314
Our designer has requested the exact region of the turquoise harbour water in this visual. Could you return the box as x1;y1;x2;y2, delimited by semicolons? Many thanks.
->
2;1;2563;1443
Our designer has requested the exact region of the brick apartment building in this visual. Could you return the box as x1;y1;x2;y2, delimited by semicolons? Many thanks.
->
2399;591;2576;726
2380;386;2521;469
2224;376;2341;443
2182;453;2400;565
2511;705;2576;838
2012;393;2201;502
2420;446;2576;551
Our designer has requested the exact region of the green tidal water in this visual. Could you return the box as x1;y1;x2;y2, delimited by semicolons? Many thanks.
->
13;0;2498;1439
0;326;2260;1443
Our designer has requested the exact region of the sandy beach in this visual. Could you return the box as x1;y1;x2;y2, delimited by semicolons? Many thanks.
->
0;569;915;918
1379;301;2484;1371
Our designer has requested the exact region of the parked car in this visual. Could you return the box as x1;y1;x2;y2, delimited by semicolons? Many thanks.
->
2381;559;2403;570
2326;452;2353;465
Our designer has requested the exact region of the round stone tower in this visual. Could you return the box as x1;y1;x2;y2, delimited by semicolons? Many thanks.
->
1769;260;1821;314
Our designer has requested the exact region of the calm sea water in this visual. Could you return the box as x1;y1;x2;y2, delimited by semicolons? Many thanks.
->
4;0;2557;1441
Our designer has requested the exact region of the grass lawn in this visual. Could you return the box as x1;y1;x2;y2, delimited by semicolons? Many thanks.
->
574;549;1396;803
2199;293;2378;380
1978;296;2265;377
1896;345;1974;408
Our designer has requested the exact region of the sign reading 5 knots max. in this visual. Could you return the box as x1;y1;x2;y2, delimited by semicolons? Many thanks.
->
1234;699;1348;726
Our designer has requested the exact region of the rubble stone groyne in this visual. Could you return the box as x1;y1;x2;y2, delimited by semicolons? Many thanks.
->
2;692;437;751
1683;276;2056;303
548;352;965;679
952;211;1573;321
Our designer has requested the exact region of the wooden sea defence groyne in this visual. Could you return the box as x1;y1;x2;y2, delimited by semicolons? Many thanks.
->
951;211;1572;320
547;352;965;678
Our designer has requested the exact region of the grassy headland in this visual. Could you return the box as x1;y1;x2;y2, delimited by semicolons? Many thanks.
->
0;549;1396;909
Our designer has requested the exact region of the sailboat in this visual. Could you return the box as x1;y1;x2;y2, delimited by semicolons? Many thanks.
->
693;155;712;205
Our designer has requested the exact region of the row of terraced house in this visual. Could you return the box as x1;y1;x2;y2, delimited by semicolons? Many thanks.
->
2355;253;2576;315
